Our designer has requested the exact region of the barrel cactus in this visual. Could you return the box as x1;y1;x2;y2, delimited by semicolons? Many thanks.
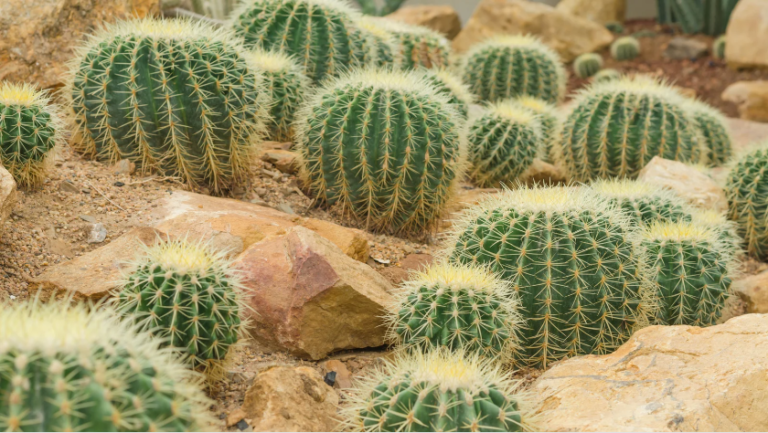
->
67;18;269;194
726;144;768;260
359;17;451;70
714;35;726;60
611;36;640;61
423;68;473;119
592;68;622;83
682;98;732;166
558;76;700;181
691;208;743;256
449;186;652;369
460;35;566;104
513;96;560;162
574;53;603;79
590;179;693;227
0;300;213;431
343;350;532;432
296;69;465;235
358;16;398;67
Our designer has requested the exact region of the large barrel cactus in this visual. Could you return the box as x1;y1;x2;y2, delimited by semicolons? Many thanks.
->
726;144;768;260
358;17;451;70
67;18;269;194
590;179;693;227
0;300;212;431
682;98;732;166
296;69;465;235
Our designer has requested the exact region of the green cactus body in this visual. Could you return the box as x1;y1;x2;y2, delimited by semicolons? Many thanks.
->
590;179;693;226
296;69;465;235
725;144;768;260
358;17;398;67
460;35;566;104
0;82;60;188
449;187;651;369
611;36;640;61
67;19;268;194
714;35;726;60
360;17;451;70
513;96;560;163
0;301;213;432
231;0;372;83
691;209;743;256
682;99;732;166
641;221;733;326
388;263;519;360
592;68;622;83
468;101;540;187
116;239;245;374
558;76;700;181
423;69;473;119
574;53;603;79
605;21;625;33
344;350;531;432
248;50;310;142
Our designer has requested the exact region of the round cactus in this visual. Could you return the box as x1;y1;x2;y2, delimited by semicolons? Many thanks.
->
690;208;743;256
359;17;451;70
591;68;622;83
231;0;372;84
640;221;734;326
449;186;652;369
513;96;560;163
590;179;693;227
460;35;567;104
387;262;519;360
0;300;213;431
423;68;474;119
468;100;540;187
713;35;726;60
116;239;245;374
725;144;768;260
611;36;640;61
358;16;398;67
574;53;604;79
343;350;532;432
0;82;60;188
605;21;625;34
295;69;465;235
67;18;269;194
558;75;700;181
682;98;732;166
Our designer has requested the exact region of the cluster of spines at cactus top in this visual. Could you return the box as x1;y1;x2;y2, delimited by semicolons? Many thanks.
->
358;17;451;70
449;186;652;369
611;36;640;61
726;143;768;260
691;208;743;257
681;98;732;166
573;53;603;79
589;179;693;227
115;238;245;375
557;75;700;181
423;68;474;119
0;299;213;432
295;69;465;235
0;82;61;188
343;349;533;432
513;96;560;163
460;35;567;104
66;18;269;194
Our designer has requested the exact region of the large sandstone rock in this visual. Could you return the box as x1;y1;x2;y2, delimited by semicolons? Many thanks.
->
722;81;768;123
638;156;727;212
556;0;626;24
235;226;393;360
0;164;17;232
0;0;159;89
452;0;614;62
725;0;768;69
387;5;462;40
731;271;768;314
534;314;768;431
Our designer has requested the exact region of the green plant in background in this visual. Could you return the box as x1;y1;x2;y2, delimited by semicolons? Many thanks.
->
295;69;465;235
605;21;625;33
611;36;641;61
592;68;622;83
513;96;560;163
449;187;652;369
343;350;533;432
460;35;567;104
0;300;213;431
682;98;732;166
359;17;451;70
573;53;604;79
656;0;740;35
423;68;474;119
558;75;699;181
116;239;245;376
590;179;693;227
353;0;406;16
640;221;733;326
468;101;540;188
726;144;768;260
714;35;727;59
0;82;60;189
358;16;398;67
67;18;269;194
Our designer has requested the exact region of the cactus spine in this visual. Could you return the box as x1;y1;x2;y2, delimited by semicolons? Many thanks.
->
682;98;732;166
358;16;398;67
359;17;451;70
0;300;213;431
725;144;768;260
611;36;640;61
592;68;622;83
423;69;474;119
296;69;465;235
460;35;566;104
449;187;651;369
714;35;726;60
691;209;743;256
574;53;604;79
67;18;268;194
590;179;693;227
513;96;560;163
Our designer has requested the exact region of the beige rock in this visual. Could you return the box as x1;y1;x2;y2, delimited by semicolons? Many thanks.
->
638;156;727;212
518;158;568;186
556;0;626;24
260;149;299;174
725;0;768;69
378;253;436;286
731;271;768;314
534;314;768;432
242;366;340;432
387;5;462;40
226;408;246;428
452;0;614;62
727;117;768;152
235;226;393;360
722;81;768;123
0;164;17;232
321;359;353;389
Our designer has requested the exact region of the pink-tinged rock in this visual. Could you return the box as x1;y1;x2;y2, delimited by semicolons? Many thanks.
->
0;164;17;233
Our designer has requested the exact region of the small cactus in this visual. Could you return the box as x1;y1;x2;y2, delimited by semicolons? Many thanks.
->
591;68;622;83
460;35;566;104
611;36;640;61
423;68;474;119
726;144;768;260
590;179;693;227
682;98;732;166
605;21;625;33
0;299;213;431
574;53;604;79
0;82;60;188
513;96;560;163
713;35;726;60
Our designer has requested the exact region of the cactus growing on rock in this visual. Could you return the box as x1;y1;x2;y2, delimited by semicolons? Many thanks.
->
611;36;640;61
513;96;560;162
423;68;473;119
0;299;213;431
574;53;603;79
725;144;768;260
682;98;732;166
296;69;465;235
590;179;693;227
358;17;451;70
460;35;566;104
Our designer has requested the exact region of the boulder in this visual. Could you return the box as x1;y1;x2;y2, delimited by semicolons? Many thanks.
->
0;164;17;233
731;271;768;314
722;81;768;123
534;315;768;431
0;0;159;88
235;226;393;360
241;366;340;432
556;0;626;24
637;156;727;212
452;0;614;62
387;5;462;40
725;0;768;69
664;37;709;60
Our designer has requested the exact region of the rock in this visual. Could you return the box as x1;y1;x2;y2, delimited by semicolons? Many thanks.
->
260;150;299;174
112;159;136;175
0;0;159;88
86;223;107;244
242;366;340;432
674;86;697;99
235;226;393;360
533;314;768;432
275;202;295;215
226;408;247;428
48;239;74;258
664;37;709;60
386;5;462;40
321;359;353;389
722;81;768;123
725;0;768;69
0;164;17;233
728;118;768;152
518;158;568;186
58;180;79;193
556;0;626;24
731;271;768;314
452;0;614;62
32;227;168;299
378;253;436;286
638;156;727;212
79;214;96;223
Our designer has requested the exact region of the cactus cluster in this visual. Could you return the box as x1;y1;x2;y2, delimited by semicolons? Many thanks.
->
726;144;768;260
574;53;604;79
423;69;474;119
0;300;213;431
682;98;732;166
611;36;640;61
590;179;692;227
514;96;560;162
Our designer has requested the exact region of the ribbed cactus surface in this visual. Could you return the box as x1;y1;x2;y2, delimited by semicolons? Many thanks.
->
726;145;768;260
574;53;603;79
423;69;473;119
358;16;397;67
611;36;640;61
513;96;560;162
590;179;692;227
683;99;732;166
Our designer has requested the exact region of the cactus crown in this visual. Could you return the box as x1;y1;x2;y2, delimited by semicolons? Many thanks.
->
0;82;48;107
589;179;693;226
